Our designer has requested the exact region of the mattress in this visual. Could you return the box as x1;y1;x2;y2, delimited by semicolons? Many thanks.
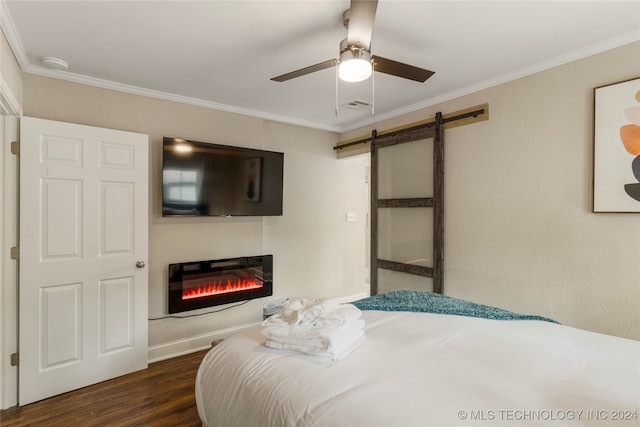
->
195;310;640;426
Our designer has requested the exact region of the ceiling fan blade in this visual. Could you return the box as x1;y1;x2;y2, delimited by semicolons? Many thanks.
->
346;0;378;50
372;56;435;82
270;59;338;82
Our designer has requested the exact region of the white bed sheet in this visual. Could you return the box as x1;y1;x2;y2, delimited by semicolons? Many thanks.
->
196;311;640;426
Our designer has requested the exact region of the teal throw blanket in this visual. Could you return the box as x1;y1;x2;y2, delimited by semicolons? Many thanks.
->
353;290;559;324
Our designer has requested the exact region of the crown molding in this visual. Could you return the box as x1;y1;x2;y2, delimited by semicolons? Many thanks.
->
340;30;640;133
0;0;29;70
24;65;343;132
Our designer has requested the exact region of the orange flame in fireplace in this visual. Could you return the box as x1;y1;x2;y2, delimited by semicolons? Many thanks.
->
182;278;263;300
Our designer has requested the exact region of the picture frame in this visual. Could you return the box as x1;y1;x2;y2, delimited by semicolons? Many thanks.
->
593;77;640;213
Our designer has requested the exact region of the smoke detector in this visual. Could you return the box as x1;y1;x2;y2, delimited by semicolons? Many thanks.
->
42;57;69;70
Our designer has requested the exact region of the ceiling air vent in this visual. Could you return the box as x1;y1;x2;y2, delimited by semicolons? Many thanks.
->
343;100;372;110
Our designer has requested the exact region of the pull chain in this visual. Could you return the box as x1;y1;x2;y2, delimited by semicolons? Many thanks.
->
371;59;375;116
335;63;339;117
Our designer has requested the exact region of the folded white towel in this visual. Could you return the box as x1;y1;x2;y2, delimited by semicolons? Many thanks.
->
310;305;363;328
261;297;366;361
265;335;366;361
262;320;366;349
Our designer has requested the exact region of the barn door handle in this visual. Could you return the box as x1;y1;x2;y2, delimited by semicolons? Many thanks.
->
136;261;146;269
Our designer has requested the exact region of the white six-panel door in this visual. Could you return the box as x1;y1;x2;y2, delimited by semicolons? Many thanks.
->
19;117;148;405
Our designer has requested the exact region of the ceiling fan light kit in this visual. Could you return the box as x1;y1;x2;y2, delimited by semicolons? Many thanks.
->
338;45;372;83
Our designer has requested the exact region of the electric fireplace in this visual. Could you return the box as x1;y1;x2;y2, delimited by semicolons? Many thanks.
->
168;255;273;314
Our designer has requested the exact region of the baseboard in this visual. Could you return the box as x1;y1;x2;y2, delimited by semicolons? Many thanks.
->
147;321;261;363
146;291;370;363
340;291;370;302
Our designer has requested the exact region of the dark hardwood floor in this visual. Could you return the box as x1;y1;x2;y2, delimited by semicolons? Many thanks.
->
0;349;209;427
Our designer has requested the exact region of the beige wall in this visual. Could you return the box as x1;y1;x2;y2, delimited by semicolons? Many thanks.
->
342;42;640;340
22;75;370;355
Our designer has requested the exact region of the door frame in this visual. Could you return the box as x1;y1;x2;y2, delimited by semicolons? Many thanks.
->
1;83;21;409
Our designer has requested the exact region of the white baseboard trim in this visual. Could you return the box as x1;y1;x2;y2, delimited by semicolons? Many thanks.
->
147;321;261;363
146;291;370;363
340;291;370;302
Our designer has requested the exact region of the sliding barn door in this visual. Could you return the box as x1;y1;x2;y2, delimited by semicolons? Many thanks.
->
371;113;444;295
19;117;149;405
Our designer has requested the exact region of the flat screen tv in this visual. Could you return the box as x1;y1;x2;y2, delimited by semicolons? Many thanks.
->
162;137;284;217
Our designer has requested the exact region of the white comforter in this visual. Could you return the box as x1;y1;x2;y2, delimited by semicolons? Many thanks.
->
195;311;640;426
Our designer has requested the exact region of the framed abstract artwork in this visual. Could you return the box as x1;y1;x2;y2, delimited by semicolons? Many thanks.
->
593;77;640;212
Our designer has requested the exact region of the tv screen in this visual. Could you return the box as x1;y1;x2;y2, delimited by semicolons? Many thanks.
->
162;137;284;217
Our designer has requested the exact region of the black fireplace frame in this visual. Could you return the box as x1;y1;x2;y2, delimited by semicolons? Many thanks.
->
168;255;273;314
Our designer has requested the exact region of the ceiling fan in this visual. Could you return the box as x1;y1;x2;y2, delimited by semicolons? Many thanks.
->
271;0;435;84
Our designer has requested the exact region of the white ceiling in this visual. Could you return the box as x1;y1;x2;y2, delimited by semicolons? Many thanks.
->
2;1;639;132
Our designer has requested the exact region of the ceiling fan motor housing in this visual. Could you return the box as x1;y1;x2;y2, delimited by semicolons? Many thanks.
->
340;38;370;56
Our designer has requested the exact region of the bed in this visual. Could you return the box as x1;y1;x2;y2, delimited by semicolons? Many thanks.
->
195;291;640;426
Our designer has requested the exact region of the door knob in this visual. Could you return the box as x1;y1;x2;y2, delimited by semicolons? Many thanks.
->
136;260;146;269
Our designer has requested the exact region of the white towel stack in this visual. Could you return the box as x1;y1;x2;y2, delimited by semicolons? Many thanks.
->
261;298;366;361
